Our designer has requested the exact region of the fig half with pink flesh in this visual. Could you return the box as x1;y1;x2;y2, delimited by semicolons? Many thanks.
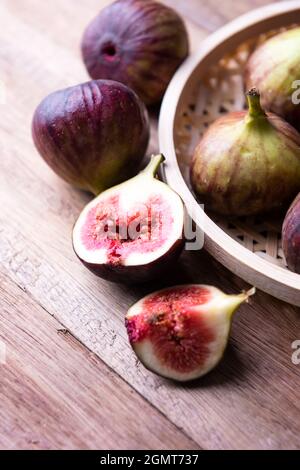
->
126;284;255;381
72;154;185;283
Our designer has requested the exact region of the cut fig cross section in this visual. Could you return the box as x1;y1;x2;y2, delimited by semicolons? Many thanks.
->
73;154;185;283
126;284;255;381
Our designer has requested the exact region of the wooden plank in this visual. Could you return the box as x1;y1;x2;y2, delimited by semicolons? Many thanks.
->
0;0;299;450
0;273;198;450
163;0;281;32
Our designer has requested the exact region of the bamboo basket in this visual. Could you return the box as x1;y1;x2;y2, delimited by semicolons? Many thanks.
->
159;1;300;306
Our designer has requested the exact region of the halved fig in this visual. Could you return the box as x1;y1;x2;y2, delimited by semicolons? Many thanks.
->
126;284;255;381
72;154;184;283
282;192;300;274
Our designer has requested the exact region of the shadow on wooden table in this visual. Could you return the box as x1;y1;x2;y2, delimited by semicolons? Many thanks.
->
126;248;250;301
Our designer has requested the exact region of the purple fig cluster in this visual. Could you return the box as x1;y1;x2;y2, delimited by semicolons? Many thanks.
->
30;2;262;382
32;0;189;196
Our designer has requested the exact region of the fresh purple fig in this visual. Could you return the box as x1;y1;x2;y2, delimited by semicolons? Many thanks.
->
81;0;189;106
72;154;185;283
245;27;300;130
190;88;300;216
32;80;149;195
126;284;255;381
282;193;300;274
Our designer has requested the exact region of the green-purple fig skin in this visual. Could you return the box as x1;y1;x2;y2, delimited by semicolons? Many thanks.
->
282;193;300;274
32;80;149;195
245;27;300;129
73;236;184;284
190;111;300;216
81;0;189;106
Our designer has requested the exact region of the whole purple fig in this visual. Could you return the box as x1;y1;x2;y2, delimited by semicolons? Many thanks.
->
81;0;189;106
282;193;300;274
245;27;300;130
190;89;300;216
32;80;149;195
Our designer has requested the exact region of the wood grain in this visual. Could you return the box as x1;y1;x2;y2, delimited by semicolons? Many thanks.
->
0;272;198;450
163;0;280;32
0;0;300;450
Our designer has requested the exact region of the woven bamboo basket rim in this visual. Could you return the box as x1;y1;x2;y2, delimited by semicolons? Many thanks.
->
159;1;300;306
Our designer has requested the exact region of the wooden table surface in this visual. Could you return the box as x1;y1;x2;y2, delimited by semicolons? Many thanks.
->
1;0;300;450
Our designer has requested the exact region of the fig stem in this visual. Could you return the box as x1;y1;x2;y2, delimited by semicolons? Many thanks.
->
246;88;265;119
142;154;165;178
235;286;256;304
227;286;256;318
243;286;256;300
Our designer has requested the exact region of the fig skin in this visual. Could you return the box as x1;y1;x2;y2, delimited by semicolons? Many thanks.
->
282;193;300;274
126;285;255;382
32;80;149;195
79;237;184;284
72;155;185;284
81;0;189;106
190;89;300;216
245;27;300;130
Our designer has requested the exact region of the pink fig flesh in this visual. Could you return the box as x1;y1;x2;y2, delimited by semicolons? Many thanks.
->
282;193;300;274
126;285;255;381
72;155;185;283
32;80;149;195
81;0;189;106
